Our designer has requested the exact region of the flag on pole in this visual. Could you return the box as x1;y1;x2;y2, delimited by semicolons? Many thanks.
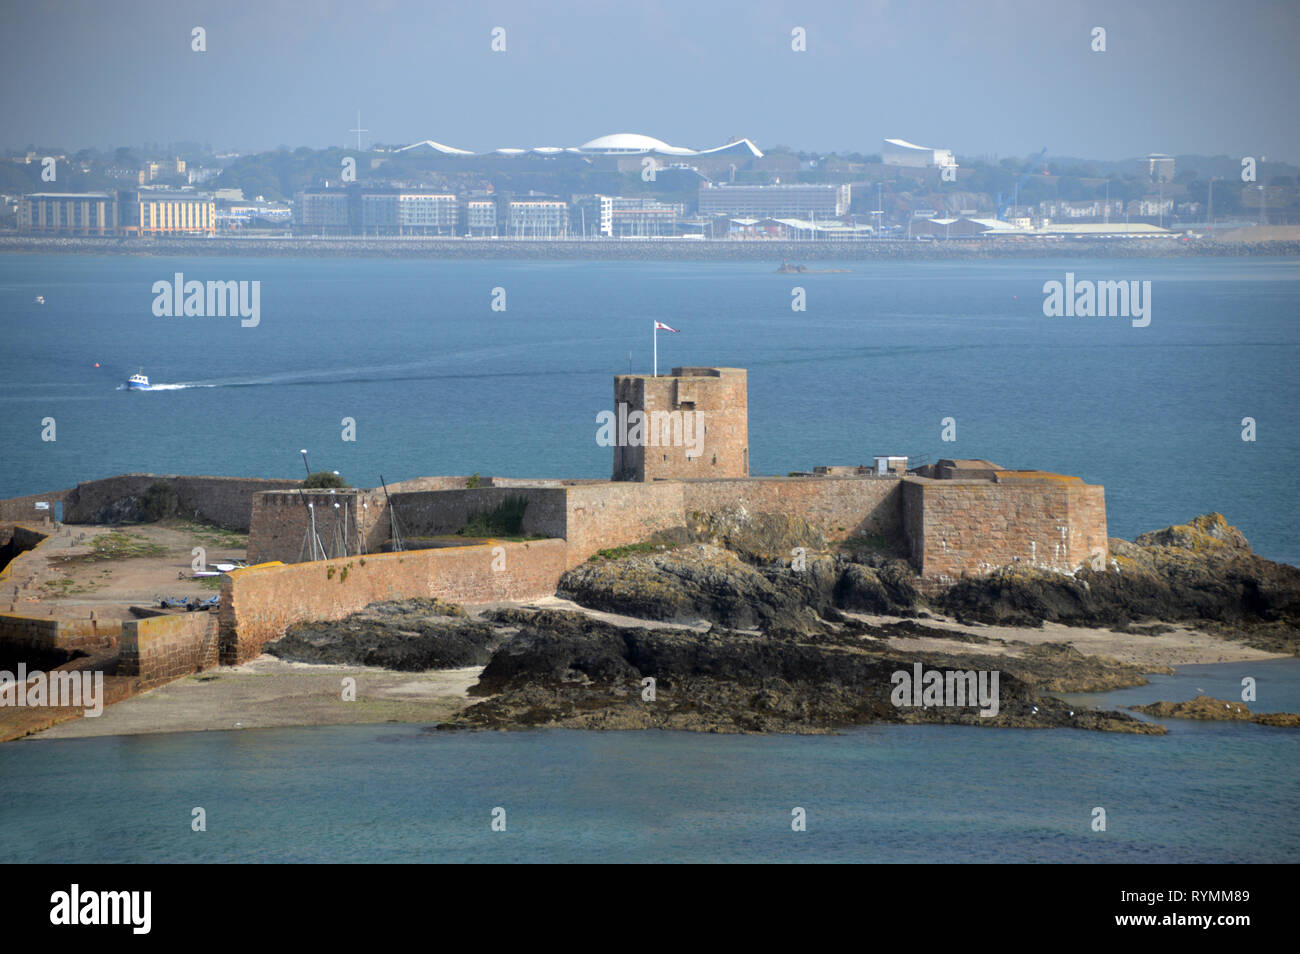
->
652;320;679;377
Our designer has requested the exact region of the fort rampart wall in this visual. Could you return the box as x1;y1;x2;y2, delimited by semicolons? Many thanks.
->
119;612;220;688
902;477;1108;583
219;538;568;664
2;474;305;529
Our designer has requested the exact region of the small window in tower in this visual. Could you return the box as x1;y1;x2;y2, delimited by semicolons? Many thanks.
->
712;455;717;465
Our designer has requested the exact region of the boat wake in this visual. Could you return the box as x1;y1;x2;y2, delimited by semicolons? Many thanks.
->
115;382;215;392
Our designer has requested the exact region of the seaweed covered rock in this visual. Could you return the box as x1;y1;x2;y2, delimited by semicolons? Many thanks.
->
449;608;1161;735
1128;696;1252;720
937;514;1300;652
266;598;497;671
558;544;920;633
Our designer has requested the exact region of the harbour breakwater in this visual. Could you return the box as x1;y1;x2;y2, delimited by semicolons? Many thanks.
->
3;235;1298;261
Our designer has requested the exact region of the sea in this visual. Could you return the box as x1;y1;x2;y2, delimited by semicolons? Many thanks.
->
1;253;1298;863
1;254;1297;562
1;661;1298;863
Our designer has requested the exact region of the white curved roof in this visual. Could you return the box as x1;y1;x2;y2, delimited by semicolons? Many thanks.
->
580;133;673;152
396;139;475;156
396;134;762;160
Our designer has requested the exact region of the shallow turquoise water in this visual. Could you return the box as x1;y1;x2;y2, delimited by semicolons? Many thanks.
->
3;660;1297;863
1;255;1297;563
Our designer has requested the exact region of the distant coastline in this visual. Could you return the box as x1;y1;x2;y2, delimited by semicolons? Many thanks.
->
2;235;1298;261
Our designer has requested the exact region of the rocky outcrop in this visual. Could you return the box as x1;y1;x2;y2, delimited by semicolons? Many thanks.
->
937;514;1300;653
558;544;919;633
444;608;1162;735
681;508;828;564
1126;695;1300;727
257;511;1296;736
266;598;501;671
1252;712;1300;728
1128;696;1253;721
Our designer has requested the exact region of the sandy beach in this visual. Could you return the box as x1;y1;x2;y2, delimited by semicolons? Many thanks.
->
23;595;1288;741
29;658;481;740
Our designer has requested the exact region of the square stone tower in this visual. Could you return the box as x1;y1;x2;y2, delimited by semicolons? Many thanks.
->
612;367;748;481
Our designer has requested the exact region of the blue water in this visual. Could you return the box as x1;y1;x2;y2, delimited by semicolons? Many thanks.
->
1;255;1297;562
2;659;1297;863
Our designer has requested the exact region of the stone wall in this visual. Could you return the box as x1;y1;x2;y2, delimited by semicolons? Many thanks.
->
0;612;121;655
680;476;905;543
564;481;685;566
904;476;1108;583
0;527;121;656
243;471;1111;592
119;612;219;688
0;524;51;581
392;487;569;540
0;490;69;524
247;489;389;564
57;473;301;529
247;485;573;564
219;538;568;664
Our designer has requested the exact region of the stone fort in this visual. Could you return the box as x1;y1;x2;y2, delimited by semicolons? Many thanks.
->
239;366;1107;647
1;366;1109;675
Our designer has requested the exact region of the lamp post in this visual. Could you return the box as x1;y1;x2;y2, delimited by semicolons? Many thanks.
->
300;449;311;479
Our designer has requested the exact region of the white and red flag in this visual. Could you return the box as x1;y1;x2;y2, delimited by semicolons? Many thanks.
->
652;320;680;376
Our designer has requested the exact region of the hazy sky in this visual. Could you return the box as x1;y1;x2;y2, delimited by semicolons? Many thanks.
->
4;0;1298;161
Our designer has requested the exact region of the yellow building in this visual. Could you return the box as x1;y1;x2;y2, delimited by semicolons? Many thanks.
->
120;191;215;236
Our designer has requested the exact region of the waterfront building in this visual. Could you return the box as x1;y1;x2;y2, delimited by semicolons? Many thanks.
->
507;198;568;237
293;189;351;235
118;189;216;236
19;192;118;235
698;183;850;218
462;198;498;236
572;195;684;237
398;193;458;235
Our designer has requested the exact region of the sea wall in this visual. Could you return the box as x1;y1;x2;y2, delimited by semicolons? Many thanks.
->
7;235;1297;261
0;612;120;655
219;539;568;664
119;612;219;688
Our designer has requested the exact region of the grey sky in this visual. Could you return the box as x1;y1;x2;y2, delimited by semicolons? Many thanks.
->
4;0;1298;161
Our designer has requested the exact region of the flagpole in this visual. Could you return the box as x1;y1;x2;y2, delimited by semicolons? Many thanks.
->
653;321;657;377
